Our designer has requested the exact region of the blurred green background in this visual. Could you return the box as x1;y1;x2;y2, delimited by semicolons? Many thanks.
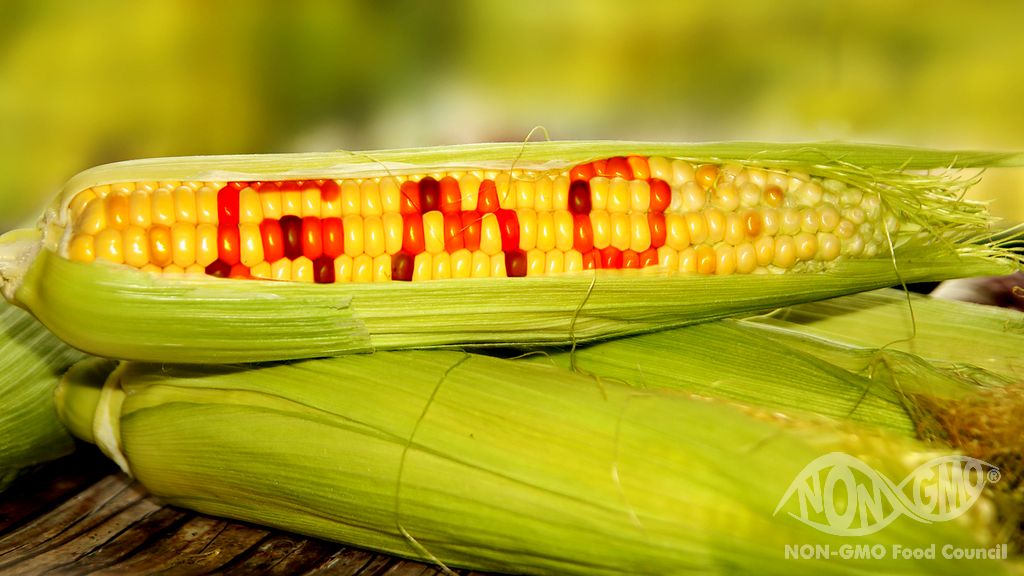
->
2;0;1023;231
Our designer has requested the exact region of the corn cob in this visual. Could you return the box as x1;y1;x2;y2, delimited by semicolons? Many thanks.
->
56;352;1017;575
1;141;1020;363
0;299;86;491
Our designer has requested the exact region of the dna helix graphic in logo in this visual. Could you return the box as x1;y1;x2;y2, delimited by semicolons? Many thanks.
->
773;452;1000;536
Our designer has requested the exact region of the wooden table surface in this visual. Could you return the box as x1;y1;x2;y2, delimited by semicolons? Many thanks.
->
0;446;490;576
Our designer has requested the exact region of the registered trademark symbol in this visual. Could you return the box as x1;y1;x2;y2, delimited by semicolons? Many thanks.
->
988;468;1001;483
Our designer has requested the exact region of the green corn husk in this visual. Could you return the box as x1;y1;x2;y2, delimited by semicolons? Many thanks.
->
2;141;1021;363
0;299;86;491
57;351;1018;575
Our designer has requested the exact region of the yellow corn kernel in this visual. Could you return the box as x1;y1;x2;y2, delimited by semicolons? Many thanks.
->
773;236;796;268
545;249;565;275
411;252;432;282
610;213;631;251
69;190;97;223
459;174;481;211
735;243;757;274
818;232;840;261
679;247;697;273
112;182;136;195
163;264;185;275
551;175;570;211
91;184;112;198
301;185;322;218
533;176;553;212
422;211;445;255
754;236;775;267
352;254;374;283
696;245;716;274
282;186;302;217
515;180;536;210
122;226;149;268
704;209;726;244
471;250;490;278
95;228;124;264
795;232;818;261
173;186;198;224
738;182;762;208
148;188;173;227
432;252;452;280
148;225;173;267
819;206;840;232
629;180;651;213
590;210;611;249
364;216;386;258
332;255;352;283
680;181;706;212
343;215;364;258
780;208;801;235
479;213;502;256
239;224;264;267
629;213;651;252
451;248;473;279
125;191;151;229
724;214;745;246
535;212;555;252
259;187;283;220
185;264;205;275
361;180;383;217
715;245;737;275
835;219;856;239
230;187;257;225
657;246;679;270
518;208;538;251
672;159;696;187
382;213;404;255
665;214;690;251
495;173;514;209
77;197;107;235
373;254;392;282
794;181;823;206
800;208;819;234
195;224;218;267
292;256;314;282
272;258;293;281
564;249;583;273
607;178;630;214
647;156;672;181
589;177;609;211
170;223;196;268
340;181;360;217
712;183;739;212
684;213;707;245
68;233;95;263
380;177;401;214
250;261;272;279
553;210;573;252
158;180;182;190
140;263;161;275
490;253;507;278
105;193;130;231
526;248;545;276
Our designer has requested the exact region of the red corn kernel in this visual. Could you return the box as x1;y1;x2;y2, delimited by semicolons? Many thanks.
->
572;214;594;253
402;213;425;254
321;217;344;258
320;179;341;203
627;156;650;180
606;156;632;179
301;216;323;260
278;180;300;193
313;256;335;284
622;249;641;269
648;213;667;248
461;211;482;251
505;250;528;278
591;159;608;177
254;181;281;193
226;181;247;190
229;263;250;278
649;179;671;212
217;225;241;265
476;179;500;213
443;212;464;252
439;176;462;214
601;246;623;269
496;209;520;252
391;251;414;281
205;260;232;278
418;176;440;213
279;215;303;260
217;185;240;227
639;247;659;268
259;219;285;263
570;162;595;181
582;249;600;270
400;181;421;215
568;180;592;214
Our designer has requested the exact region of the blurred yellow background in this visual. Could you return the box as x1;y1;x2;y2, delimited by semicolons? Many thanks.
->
2;0;1023;230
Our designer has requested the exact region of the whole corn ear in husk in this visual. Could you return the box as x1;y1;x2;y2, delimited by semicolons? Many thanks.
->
1;141;1021;363
57;351;1018;575
0;299;86;491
